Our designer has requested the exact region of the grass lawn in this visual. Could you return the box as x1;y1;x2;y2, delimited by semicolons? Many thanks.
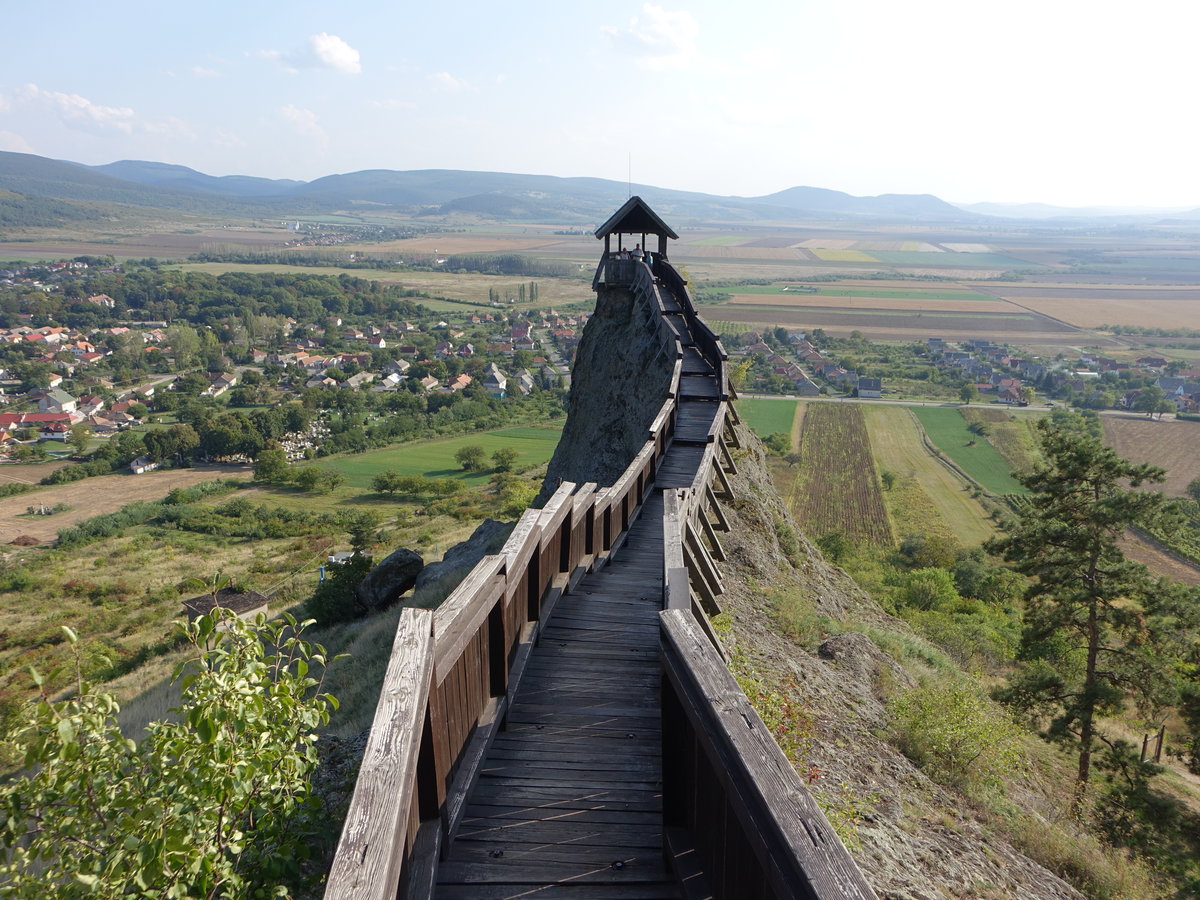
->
862;405;997;545
911;407;1027;495
737;398;798;438
315;424;563;489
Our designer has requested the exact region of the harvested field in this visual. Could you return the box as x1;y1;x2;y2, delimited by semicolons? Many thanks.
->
0;466;250;546
728;294;1018;313
1009;297;1200;330
368;235;556;253
787;404;892;547
1120;531;1200;586
0;460;72;484
1101;415;1200;497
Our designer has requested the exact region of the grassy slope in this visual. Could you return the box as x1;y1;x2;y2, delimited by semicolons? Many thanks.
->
862;405;997;545
911;406;1027;495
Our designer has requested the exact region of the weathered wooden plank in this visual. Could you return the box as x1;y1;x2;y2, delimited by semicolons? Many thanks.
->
433;556;507;682
325;608;434;900
538;481;578;550
404;818;442;900
502;507;543;588
660;609;878;900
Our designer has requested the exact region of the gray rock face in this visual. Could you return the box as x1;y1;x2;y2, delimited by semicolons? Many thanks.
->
413;518;514;607
355;547;423;612
540;284;672;499
819;632;916;700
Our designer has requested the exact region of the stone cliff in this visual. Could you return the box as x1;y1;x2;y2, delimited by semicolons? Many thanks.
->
539;282;672;497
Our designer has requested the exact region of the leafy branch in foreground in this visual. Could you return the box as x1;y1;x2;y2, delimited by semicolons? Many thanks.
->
0;611;342;899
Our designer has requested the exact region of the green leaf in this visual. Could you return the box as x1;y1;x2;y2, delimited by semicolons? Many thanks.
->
57;718;76;745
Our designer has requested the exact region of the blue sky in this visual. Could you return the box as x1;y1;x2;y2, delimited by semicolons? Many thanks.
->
1;0;1197;208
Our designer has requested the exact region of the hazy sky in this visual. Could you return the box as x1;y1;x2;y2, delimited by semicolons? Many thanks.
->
1;0;1196;208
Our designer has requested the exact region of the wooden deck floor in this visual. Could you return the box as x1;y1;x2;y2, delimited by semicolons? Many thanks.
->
434;495;683;900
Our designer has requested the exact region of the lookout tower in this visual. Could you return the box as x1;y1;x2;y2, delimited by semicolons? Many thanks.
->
593;195;678;287
596;195;676;259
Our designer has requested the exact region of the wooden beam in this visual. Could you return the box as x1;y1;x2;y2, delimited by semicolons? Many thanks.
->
705;483;731;532
326;608;434;900
719;437;738;476
699;506;727;562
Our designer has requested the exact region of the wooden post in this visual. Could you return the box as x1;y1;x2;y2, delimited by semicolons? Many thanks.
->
1155;725;1165;763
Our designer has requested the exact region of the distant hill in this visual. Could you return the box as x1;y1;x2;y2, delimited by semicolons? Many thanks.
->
87;160;304;198
749;186;978;222
0;150;988;226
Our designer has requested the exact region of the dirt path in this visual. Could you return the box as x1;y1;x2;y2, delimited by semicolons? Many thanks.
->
0;466;250;545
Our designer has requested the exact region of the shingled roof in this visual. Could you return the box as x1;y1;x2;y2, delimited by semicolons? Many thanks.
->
594;196;678;240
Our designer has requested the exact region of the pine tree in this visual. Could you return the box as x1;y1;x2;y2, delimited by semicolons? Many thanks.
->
990;411;1178;805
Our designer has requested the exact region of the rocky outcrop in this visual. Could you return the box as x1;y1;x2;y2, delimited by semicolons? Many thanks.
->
540;283;672;498
716;424;1085;900
411;518;514;607
355;548;423;612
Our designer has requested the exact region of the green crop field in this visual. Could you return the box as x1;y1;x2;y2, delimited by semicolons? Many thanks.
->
315;425;563;489
737;398;798;438
911;407;1027;495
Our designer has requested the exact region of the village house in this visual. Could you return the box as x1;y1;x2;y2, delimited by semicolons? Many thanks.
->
38;389;78;415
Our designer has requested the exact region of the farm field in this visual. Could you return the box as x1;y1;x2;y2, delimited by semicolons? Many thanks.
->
728;293;1018;314
1100;415;1200;497
911;407;1027;495
315;424;564;489
0;466;250;546
1120;532;1200;587
959;408;1044;476
708;302;1090;347
736;398;798;438
177;262;594;310
861;405;996;546
785;404;892;546
731;283;997;301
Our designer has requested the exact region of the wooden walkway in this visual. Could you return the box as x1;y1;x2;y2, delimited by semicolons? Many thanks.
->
434;496;681;899
433;278;721;900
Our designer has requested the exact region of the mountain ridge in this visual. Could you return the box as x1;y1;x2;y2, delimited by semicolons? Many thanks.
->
0;151;983;226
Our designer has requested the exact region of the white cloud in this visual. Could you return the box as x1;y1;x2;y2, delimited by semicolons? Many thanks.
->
264;33;362;75
191;66;220;78
11;84;136;134
428;72;472;92
602;4;703;70
280;105;328;150
0;130;35;153
309;33;361;74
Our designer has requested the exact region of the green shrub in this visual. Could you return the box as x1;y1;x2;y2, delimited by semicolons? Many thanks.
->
889;680;1022;792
